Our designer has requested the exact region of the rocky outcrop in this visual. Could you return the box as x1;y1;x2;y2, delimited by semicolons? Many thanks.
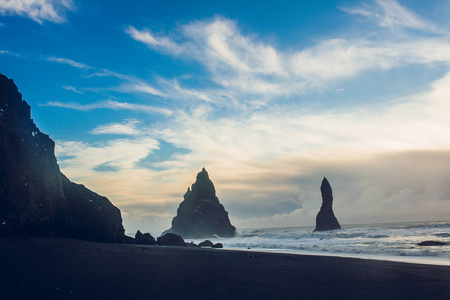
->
314;177;341;232
417;241;448;246
157;233;186;247
165;168;236;239
212;243;223;249
135;230;157;245
0;74;125;243
198;240;214;247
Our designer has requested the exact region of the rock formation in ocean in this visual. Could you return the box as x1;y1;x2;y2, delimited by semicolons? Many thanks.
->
0;74;125;242
198;240;214;247
165;168;236;239
314;177;341;232
157;233;186;246
135;230;157;245
417;241;448;246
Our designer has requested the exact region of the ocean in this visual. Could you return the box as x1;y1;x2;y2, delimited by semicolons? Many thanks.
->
187;221;450;266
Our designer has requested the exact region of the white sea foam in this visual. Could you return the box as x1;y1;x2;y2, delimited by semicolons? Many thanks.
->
186;221;450;266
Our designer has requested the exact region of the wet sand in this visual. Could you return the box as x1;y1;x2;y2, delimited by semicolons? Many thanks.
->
1;237;449;299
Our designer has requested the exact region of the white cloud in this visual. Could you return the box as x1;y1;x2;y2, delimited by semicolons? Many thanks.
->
0;0;75;24
48;56;91;69
126;26;183;54
86;69;132;80
56;137;160;172
375;0;437;31
119;81;166;97
90;119;143;136
62;85;83;94
126;16;450;101
43;100;173;116
342;0;438;33
0;49;20;57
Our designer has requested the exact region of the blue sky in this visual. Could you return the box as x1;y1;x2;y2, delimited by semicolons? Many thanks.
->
1;0;450;234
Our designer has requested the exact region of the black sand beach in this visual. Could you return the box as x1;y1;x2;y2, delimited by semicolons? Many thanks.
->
1;238;449;299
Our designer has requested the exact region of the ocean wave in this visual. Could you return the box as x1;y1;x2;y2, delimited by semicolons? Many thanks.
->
193;221;450;261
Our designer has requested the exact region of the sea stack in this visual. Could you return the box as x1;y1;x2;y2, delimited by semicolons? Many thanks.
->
314;177;341;232
166;168;236;239
0;74;125;242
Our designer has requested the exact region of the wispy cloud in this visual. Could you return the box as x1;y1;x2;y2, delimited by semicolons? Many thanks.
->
47;56;91;69
119;81;167;97
0;0;75;24
90;119;143;136
62;85;83;94
126;26;183;54
56;137;160;172
126;15;450;101
342;0;438;33
86;69;132;81
0;49;20;57
43;100;173;116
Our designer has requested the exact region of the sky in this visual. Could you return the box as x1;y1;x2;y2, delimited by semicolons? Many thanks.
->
1;0;450;234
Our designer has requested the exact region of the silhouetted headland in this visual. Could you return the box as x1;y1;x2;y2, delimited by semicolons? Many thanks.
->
0;74;125;242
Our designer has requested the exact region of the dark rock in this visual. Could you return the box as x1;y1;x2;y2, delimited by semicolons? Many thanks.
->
186;241;198;247
212;243;223;248
417;241;448;246
0;74;125;243
123;235;135;244
314;177;341;232
157;233;186;247
135;230;157;245
198;240;214;247
165;168;236;239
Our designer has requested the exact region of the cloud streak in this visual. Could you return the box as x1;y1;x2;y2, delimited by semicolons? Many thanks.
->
43;100;173;116
47;56;91;69
90;119;143;136
342;0;438;33
0;0;75;24
126;14;450;103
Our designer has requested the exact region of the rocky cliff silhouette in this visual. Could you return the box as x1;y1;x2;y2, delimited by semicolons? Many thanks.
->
314;177;341;231
0;74;125;242
166;168;236;238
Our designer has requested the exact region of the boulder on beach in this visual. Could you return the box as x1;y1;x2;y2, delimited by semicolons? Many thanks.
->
199;240;214;247
0;74;125;243
314;177;341;232
185;241;198;247
212;243;223;249
165;168;236;239
135;230;157;245
157;233;186;247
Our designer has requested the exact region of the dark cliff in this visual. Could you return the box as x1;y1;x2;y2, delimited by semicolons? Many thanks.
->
166;168;236;239
0;74;125;242
314;177;341;232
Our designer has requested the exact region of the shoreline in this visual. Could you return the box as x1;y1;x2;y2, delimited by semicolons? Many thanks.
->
1;237;450;299
219;247;450;266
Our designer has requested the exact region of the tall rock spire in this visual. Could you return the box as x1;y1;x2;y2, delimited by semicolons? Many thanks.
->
314;177;341;231
166;168;236;238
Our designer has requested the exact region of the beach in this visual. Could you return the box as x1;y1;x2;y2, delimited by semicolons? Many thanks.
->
1;237;449;299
